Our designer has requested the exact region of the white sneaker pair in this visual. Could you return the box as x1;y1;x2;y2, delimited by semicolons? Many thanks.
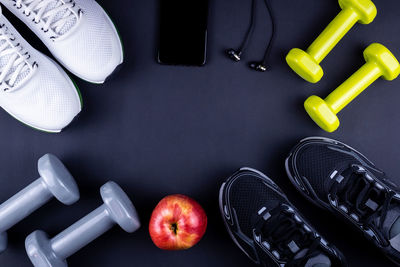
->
0;0;123;132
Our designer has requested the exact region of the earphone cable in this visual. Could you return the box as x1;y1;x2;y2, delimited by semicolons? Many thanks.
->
238;0;257;55
226;0;257;61
261;0;275;67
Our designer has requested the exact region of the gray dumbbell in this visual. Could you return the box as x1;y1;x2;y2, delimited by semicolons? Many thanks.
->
26;181;141;267
0;154;79;253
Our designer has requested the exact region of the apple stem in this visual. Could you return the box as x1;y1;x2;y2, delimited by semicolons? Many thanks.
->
171;223;178;235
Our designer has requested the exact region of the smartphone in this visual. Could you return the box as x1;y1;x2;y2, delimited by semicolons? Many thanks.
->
158;0;208;66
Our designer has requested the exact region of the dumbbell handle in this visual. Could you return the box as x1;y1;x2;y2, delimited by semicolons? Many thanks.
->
325;62;381;113
50;204;114;259
308;8;359;63
0;178;52;233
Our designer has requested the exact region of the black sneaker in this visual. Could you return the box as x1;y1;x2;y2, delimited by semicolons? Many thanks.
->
286;137;400;265
219;167;346;266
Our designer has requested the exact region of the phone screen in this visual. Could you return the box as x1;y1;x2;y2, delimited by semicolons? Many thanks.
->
158;0;208;66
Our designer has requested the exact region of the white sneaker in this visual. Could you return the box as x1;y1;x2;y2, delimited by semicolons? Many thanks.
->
2;0;124;83
0;7;82;132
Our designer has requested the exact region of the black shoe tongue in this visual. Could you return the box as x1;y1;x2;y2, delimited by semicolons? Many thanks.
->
371;206;400;251
377;206;400;238
390;216;400;238
381;206;400;252
328;164;377;193
327;167;355;192
294;249;331;267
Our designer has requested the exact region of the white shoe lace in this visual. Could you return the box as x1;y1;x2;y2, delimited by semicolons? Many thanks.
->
0;24;34;91
15;0;79;36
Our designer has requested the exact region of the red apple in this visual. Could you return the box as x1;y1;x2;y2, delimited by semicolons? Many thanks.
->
149;194;207;250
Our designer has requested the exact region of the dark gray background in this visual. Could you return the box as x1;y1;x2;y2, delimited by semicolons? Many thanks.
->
0;0;399;266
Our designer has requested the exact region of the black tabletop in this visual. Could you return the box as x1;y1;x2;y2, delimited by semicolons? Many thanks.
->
0;0;399;266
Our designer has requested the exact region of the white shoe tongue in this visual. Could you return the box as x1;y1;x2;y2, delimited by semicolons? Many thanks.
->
0;39;30;88
294;249;331;267
43;1;77;35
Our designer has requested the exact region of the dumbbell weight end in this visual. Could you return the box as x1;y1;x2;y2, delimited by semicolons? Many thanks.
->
305;95;340;133
286;48;324;84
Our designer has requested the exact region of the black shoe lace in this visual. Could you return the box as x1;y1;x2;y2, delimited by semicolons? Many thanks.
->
255;205;323;265
329;165;397;246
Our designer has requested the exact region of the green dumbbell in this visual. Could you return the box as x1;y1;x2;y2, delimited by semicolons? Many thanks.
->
304;43;400;132
286;0;377;83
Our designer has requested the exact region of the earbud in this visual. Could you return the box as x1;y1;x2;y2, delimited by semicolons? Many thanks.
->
249;62;268;72
226;49;242;62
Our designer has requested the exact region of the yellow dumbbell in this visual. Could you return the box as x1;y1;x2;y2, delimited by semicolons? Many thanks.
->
304;43;400;132
286;0;377;83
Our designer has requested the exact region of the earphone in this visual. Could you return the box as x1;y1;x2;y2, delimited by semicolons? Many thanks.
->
226;0;275;72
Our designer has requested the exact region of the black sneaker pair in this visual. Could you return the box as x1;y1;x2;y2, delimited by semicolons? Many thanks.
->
219;137;400;266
